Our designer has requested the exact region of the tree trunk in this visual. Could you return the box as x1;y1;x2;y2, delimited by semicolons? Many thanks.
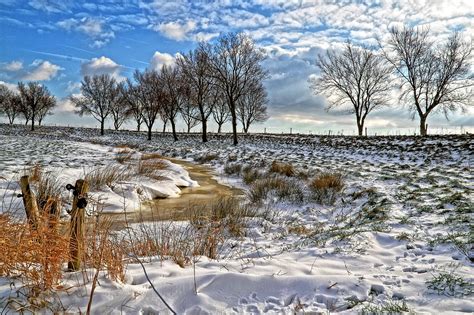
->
137;121;141;132
187;125;191;134
230;101;238;145
420;115;427;136
162;120;167;134
170;118;178;141
31;113;35;131
100;119;105;136
357;123;363;136
147;125;152;141
202;120;208;142
217;123;222;134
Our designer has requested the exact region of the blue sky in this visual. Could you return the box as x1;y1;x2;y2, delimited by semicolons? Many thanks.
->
0;0;473;134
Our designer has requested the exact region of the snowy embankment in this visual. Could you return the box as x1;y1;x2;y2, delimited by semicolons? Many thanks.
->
0;134;197;215
0;125;472;314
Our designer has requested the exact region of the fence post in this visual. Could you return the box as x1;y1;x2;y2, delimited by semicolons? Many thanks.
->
68;179;89;271
19;175;40;230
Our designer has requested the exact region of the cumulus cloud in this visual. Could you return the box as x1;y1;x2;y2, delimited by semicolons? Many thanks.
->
156;20;196;41
80;56;124;81
22;60;62;81
149;51;181;71
54;95;78;113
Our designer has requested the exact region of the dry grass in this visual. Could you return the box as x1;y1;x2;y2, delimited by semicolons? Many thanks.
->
85;165;133;190
138;158;168;175
115;149;134;164
195;153;219;164
249;176;304;204
126;198;252;267
141;153;163;160
0;213;69;294
242;165;262;185
269;161;295;177
309;172;345;205
224;163;242;175
84;216;126;283
21;164;63;220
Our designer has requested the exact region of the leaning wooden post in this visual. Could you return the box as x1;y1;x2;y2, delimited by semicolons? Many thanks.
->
68;179;89;271
19;175;40;229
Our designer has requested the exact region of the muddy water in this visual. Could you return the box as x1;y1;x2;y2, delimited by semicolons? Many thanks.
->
112;158;244;226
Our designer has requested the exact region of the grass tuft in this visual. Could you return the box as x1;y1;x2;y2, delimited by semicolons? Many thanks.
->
309;172;344;205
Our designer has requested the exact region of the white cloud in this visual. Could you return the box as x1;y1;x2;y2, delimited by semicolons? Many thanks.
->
28;0;73;13
0;80;18;92
149;51;179;71
57;17;115;47
156;20;196;41
23;60;62;81
80;56;124;81
2;61;23;72
54;96;77;113
66;81;81;93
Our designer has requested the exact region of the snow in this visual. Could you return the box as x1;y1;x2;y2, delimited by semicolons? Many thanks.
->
0;133;197;215
0;124;473;314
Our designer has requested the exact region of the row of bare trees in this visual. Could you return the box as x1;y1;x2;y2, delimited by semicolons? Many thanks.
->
310;25;473;136
0;82;56;131
71;33;269;144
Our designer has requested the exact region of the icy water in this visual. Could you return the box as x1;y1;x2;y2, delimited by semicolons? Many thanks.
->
111;157;244;226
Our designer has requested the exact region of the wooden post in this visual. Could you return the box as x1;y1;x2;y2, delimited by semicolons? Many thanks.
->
68;179;89;271
19;175;40;229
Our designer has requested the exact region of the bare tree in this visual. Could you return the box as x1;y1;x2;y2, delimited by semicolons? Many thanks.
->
209;33;268;145
128;70;164;140
0;85;21;124
177;45;216;142
109;82;130;130
17;81;56;131
309;42;393;136
180;100;199;133
121;80;144;132
37;93;56;126
237;82;269;133
382;26;473;136
71;74;117;136
161;65;184;141
212;91;231;133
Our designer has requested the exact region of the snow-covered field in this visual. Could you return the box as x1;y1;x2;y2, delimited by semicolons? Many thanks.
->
0;124;473;314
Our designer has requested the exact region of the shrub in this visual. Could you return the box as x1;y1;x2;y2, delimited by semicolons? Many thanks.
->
242;165;262;185
224;163;242;175
195;153;219;164
249;176;304;204
309;172;344;205
269;161;295;177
